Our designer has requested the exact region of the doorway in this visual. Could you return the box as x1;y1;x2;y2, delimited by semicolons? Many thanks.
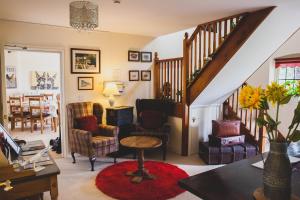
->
3;48;63;155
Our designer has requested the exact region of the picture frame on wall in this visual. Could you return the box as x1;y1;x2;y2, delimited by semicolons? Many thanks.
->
141;70;151;81
78;77;94;90
129;70;139;81
71;48;101;74
6;66;17;89
141;52;152;62
128;51;140;62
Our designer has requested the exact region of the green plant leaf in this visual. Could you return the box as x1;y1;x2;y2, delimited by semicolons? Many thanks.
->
289;102;300;130
256;116;267;127
289;130;300;142
259;97;269;110
265;114;280;132
280;95;292;105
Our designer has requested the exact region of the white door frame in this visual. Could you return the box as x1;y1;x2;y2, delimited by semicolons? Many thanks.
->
1;44;67;157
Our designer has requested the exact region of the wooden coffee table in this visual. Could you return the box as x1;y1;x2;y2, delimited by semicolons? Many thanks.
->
120;136;162;183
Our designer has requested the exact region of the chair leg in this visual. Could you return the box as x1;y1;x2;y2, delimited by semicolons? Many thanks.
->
163;146;167;161
21;118;24;131
114;156;117;164
133;150;137;159
11;118;15;130
30;119;34;133
89;156;96;171
162;139;167;161
41;119;44;134
71;152;76;163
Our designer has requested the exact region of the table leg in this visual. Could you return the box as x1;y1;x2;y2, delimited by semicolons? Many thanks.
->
126;149;156;183
50;176;58;200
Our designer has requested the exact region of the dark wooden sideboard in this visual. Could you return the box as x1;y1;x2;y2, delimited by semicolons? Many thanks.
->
179;154;300;200
0;141;60;200
106;106;134;127
106;106;135;157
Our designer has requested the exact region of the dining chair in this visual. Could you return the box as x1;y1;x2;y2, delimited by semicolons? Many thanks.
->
29;97;53;134
9;96;30;131
42;93;54;101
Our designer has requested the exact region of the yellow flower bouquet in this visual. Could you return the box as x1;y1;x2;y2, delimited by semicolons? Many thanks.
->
239;81;300;143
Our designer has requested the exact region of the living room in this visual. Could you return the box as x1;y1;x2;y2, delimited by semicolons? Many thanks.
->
0;1;300;200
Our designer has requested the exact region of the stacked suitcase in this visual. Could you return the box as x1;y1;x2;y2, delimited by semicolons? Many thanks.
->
199;120;258;165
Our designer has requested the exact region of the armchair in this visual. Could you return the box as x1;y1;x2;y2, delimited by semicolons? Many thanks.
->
132;99;172;160
67;102;119;171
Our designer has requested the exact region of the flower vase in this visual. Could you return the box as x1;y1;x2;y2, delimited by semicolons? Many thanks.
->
263;142;292;200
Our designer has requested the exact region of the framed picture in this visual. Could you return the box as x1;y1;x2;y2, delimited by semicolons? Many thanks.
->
128;51;140;62
141;70;151;81
141;52;152;62
78;77;94;90
129;70;139;81
6;66;17;89
31;71;59;90
71;48;101;74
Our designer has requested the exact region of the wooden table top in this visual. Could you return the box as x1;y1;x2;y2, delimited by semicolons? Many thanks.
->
120;136;162;149
178;154;300;200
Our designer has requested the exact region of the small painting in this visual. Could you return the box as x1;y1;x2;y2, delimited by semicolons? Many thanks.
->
141;52;152;62
128;51;140;62
129;70;139;81
78;77;94;90
71;48;101;74
141;70;151;81
6;66;17;89
31;71;59;90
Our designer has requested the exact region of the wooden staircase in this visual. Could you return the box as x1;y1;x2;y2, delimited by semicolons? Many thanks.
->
153;7;274;155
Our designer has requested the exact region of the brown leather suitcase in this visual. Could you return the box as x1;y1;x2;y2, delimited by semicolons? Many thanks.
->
212;120;240;137
199;141;258;165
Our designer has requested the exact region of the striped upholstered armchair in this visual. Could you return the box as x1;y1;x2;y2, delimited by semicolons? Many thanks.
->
67;102;119;171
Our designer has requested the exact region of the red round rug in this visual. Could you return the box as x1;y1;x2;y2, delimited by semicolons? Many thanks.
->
95;161;188;200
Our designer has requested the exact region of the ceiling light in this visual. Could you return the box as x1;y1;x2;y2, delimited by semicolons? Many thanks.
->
70;1;99;31
113;0;121;4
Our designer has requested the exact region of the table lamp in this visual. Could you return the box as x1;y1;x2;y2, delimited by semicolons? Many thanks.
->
103;82;120;107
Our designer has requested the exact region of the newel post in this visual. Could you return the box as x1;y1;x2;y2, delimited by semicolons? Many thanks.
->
153;52;160;99
181;32;190;156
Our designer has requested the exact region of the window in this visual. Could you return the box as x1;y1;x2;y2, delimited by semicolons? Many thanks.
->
275;57;300;88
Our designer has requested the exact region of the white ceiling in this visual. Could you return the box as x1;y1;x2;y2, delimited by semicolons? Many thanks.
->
0;0;294;37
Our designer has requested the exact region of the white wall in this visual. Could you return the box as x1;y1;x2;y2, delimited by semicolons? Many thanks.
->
0;19;154;155
5;50;61;97
247;28;300;136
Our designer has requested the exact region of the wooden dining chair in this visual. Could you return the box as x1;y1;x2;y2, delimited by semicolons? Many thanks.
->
9;96;30;131
29;97;53;134
42;93;54;101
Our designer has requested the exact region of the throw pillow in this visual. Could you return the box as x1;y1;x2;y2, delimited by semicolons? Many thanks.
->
76;115;98;132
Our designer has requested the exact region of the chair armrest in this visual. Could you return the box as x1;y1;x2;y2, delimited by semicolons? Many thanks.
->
71;128;93;142
98;124;119;137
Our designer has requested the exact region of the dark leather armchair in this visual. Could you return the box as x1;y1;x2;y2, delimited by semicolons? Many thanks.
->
132;99;172;160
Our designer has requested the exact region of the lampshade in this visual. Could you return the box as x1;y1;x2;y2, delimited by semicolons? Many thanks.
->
103;82;120;96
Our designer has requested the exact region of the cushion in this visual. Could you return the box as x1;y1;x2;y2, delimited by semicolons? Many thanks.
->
212;120;240;137
76;115;98;132
140;110;164;129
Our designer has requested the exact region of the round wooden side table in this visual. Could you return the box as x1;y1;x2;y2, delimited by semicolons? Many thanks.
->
120;136;162;184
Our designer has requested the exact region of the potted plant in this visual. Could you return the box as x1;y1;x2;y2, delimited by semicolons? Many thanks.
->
239;81;300;200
